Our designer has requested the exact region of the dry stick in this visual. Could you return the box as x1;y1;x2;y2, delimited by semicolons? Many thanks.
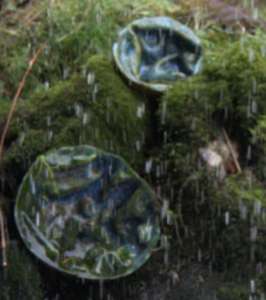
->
0;207;7;267
0;44;46;267
222;127;242;174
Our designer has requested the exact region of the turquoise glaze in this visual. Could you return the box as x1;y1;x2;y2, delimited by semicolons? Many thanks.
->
15;146;160;279
113;16;202;94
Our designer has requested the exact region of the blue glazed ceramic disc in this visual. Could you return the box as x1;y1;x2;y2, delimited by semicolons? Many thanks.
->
15;146;160;279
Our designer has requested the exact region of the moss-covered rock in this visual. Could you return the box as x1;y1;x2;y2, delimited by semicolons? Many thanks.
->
156;29;266;177
152;28;266;297
0;55;153;192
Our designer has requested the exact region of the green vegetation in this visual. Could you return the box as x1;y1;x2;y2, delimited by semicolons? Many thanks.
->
0;245;43;300
1;0;266;298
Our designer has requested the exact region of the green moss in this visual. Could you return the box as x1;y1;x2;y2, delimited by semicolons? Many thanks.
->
155;29;266;180
1;55;153;190
218;282;249;300
0;245;43;300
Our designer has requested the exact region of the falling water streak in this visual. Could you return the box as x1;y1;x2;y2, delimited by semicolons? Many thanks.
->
0;81;3;99
137;103;145;118
261;46;265;57
0;208;7;267
224;106;228;119
35;213;40;227
63;67;69;79
172;272;178;286
45;81;50;90
249;48;255;61
194;89;198;99
166;213;172;225
47;115;51;127
241;204;247;220
87;72;95;85
241;38;244;51
47;130;53;142
191;117;196;131
252;100;257;114
247;145;252;161
135;140;141;152
162;200;169;220
253;7;258;19
82;112;89;126
141;131;145;145
253;79;257;94
201;191;204;204
198;249;201;262
156;164;160;178
161;101;167;125
164;131;167;144
250;279;255;293
74;102;83;117
30;173;36;195
225;211;230;225
250;226;257;242
222;59;226;70
99;280;104;300
255;201;261;216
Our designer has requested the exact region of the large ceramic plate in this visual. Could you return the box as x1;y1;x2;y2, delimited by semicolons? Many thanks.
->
15;146;160;279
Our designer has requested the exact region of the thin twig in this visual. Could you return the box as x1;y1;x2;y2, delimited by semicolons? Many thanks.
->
0;207;7;267
222;127;242;174
0;44;46;164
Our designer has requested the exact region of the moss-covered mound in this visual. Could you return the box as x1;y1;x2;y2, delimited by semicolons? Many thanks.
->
157;29;266;174
153;28;266;299
0;55;153;192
